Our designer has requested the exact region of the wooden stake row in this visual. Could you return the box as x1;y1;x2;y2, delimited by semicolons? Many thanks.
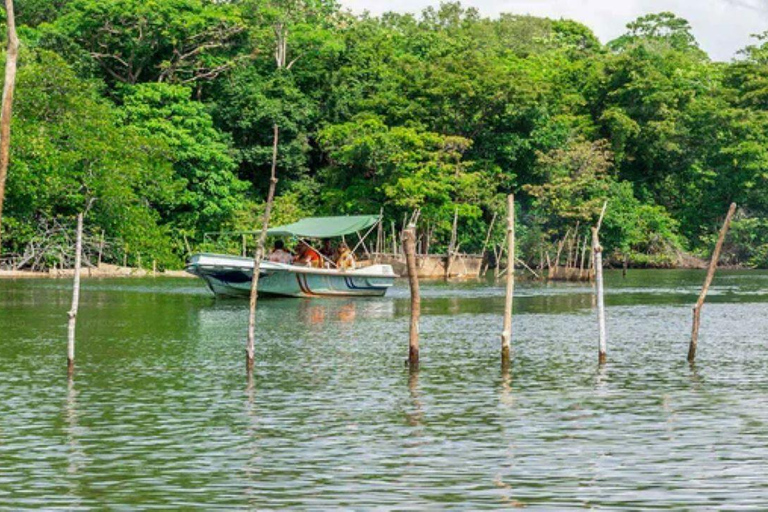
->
63;201;737;377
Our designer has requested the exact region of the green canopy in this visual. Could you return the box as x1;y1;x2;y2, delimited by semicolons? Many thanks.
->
267;215;380;238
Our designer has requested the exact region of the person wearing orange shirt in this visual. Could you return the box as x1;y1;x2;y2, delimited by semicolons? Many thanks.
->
294;241;322;268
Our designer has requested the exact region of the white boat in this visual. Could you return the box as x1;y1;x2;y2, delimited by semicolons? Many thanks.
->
186;215;397;298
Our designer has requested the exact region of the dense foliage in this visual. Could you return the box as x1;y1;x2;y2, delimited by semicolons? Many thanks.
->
3;1;768;268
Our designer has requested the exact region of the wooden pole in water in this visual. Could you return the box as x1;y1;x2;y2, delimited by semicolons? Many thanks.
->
67;213;83;376
592;201;608;364
501;194;514;368
592;227;606;364
403;226;420;369
246;124;280;372
688;202;736;363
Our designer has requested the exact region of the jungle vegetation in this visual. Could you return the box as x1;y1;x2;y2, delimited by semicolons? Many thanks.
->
3;0;768;269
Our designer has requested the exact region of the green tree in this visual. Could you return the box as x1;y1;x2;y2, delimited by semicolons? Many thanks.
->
119;83;248;236
5;50;180;266
45;0;247;88
318;115;495;249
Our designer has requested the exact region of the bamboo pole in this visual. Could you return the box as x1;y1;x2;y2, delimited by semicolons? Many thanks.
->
0;0;19;252
246;123;279;372
516;257;539;280
579;233;588;279
688;202;737;363
567;222;579;270
445;207;458;279
501;195;514;368
592;201;608;364
481;212;497;258
67;213;83;376
377;208;384;255
391;221;397;255
480;212;497;277
403;226;420;369
242;234;247;257
98;230;105;267
571;230;580;273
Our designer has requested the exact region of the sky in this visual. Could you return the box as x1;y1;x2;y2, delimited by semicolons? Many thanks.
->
339;0;768;61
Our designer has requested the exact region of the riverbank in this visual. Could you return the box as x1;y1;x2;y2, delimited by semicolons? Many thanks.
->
0;263;193;279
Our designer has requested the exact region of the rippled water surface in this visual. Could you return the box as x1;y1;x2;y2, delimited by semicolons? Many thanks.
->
2;270;768;509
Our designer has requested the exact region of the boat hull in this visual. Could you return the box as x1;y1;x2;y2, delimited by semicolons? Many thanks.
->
186;253;396;298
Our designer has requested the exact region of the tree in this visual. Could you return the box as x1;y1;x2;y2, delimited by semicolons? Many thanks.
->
5;50;180;266
46;0;247;89
318;115;494;249
609;12;705;56
119;83;248;236
0;0;19;252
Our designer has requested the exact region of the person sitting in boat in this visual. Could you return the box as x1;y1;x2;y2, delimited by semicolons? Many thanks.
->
268;240;293;264
336;242;356;270
294;241;322;268
320;239;335;260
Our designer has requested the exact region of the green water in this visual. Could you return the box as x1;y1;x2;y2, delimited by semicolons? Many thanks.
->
2;270;768;509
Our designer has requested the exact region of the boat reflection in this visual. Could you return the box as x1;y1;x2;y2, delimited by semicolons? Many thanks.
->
297;298;394;326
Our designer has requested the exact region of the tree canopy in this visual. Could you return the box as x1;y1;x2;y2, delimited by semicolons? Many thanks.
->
3;1;768;268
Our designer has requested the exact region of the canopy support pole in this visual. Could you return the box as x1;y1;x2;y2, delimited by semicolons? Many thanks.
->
351;216;382;256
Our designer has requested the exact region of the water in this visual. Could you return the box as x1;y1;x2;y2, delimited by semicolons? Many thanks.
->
2;270;768;509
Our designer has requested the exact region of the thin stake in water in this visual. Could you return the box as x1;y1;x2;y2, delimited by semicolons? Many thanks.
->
688;202;737;363
592;201;608;364
67;213;83;376
403;226;420;370
501;194;514;368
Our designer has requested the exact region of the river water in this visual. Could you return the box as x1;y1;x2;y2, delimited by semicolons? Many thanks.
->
1;270;767;509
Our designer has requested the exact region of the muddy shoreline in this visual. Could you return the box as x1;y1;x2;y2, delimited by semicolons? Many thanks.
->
0;263;193;279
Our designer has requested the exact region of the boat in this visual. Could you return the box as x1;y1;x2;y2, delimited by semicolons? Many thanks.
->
186;215;397;298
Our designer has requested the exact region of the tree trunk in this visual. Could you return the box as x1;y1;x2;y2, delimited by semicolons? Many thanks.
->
0;0;19;252
67;213;84;376
403;227;420;370
246;123;279;371
688;202;736;363
501;195;514;368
